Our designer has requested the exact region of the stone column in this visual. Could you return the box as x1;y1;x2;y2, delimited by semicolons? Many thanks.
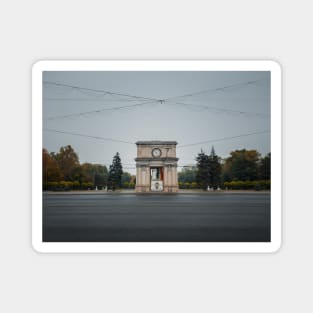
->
135;166;141;192
136;165;150;192
173;165;177;185
142;166;146;186
136;166;140;186
163;166;167;192
168;166;172;187
145;166;150;191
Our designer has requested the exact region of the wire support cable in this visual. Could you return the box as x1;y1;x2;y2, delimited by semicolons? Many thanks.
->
45;100;157;120
44;128;135;145
178;130;270;148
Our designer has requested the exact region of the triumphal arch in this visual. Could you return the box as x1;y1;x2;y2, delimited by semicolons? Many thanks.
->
135;141;179;192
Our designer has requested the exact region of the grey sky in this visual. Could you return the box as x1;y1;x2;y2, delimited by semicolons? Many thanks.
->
43;71;270;174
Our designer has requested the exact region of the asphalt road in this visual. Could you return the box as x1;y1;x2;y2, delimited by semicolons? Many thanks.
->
43;193;271;242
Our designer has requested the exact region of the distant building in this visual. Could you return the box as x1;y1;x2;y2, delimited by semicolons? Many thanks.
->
180;164;197;171
135;141;179;192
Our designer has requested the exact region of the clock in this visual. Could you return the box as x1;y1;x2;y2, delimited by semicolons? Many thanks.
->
152;148;161;157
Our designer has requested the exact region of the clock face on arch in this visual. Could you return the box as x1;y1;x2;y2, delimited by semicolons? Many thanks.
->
152;148;161;157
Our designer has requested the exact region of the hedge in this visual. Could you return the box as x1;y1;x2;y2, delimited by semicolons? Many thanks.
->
223;180;270;190
43;181;94;191
179;182;200;189
122;182;136;189
43;181;136;191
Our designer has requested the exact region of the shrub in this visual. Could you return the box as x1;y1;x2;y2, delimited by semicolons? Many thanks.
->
73;181;80;190
191;182;198;189
59;181;73;191
45;181;58;191
128;182;135;189
81;182;93;190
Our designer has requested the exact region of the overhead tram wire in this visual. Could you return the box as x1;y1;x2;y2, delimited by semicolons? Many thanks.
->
44;97;269;119
43;78;268;120
162;78;269;118
167;101;269;118
44;98;144;103
44;128;269;150
43;80;163;121
44;78;265;104
177;130;270;148
45;99;157;121
163;79;265;102
44;128;135;145
43;81;159;102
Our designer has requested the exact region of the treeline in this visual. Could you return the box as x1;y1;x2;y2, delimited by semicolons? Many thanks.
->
44;145;270;191
43;145;135;191
178;148;270;190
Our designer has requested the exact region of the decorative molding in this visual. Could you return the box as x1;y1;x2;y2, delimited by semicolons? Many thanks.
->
135;157;178;162
136;141;177;145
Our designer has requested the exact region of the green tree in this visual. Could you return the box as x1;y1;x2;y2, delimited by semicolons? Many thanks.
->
178;167;197;184
208;147;222;189
107;152;123;190
81;163;108;186
69;165;85;185
222;149;260;182
259;153;271;180
121;172;132;188
196;150;210;190
94;172;108;188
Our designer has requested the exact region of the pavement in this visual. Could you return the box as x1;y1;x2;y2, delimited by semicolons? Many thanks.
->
44;189;270;195
43;193;271;242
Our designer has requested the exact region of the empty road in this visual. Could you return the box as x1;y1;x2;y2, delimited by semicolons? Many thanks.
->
43;193;270;242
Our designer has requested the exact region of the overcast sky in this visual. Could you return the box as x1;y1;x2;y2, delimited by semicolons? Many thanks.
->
43;71;270;174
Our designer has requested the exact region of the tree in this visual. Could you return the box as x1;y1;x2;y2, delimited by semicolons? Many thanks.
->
222;149;261;182
54;145;80;181
69;165;85;185
259;153;271;180
81;163;108;186
178;167;197;184
196;150;210;190
42;149;63;186
94;172;108;188
194;147;222;190
208;147;222;189
107;152;123;190
121;172;132;187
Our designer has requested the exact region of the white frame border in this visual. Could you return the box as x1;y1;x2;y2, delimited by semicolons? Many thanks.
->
32;60;281;253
